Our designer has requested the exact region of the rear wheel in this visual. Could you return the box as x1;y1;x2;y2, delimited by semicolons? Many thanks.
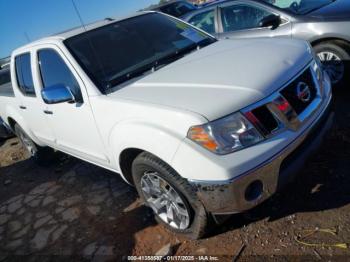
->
314;41;350;88
14;124;54;165
132;152;208;239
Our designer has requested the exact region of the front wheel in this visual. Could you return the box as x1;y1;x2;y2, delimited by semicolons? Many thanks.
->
314;41;350;88
132;152;208;239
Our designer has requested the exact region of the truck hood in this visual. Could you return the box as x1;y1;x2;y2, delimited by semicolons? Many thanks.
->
109;38;312;121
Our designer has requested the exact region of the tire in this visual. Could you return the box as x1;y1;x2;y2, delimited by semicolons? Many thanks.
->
314;41;350;89
14;124;54;165
132;152;208;239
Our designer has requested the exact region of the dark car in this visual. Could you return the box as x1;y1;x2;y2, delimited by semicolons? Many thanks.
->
144;0;197;18
183;0;350;87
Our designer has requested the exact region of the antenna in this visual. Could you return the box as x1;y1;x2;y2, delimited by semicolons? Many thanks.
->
70;0;109;91
24;32;31;43
71;0;87;31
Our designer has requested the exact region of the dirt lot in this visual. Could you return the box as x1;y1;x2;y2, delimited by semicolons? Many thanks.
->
0;93;350;261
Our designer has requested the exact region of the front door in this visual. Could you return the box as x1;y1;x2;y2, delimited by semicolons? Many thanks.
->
217;2;292;40
35;46;108;165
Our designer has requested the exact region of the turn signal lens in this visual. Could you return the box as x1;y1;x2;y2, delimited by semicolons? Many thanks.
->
188;126;218;151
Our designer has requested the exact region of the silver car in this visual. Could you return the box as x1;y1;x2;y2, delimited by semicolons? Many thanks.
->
183;0;350;87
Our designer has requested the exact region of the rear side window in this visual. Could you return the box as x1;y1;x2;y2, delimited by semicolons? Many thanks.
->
159;2;196;17
188;10;216;34
15;53;36;96
38;49;82;102
220;4;272;32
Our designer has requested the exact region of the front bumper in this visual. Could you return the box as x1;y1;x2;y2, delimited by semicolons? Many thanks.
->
189;95;334;215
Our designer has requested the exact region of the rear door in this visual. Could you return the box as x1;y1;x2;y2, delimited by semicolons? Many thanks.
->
13;52;55;144
35;45;108;165
217;1;292;39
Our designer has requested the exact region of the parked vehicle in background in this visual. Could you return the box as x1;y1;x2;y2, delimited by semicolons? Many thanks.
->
144;0;197;18
197;0;220;7
0;56;11;70
1;63;10;70
0;12;333;239
183;0;350;87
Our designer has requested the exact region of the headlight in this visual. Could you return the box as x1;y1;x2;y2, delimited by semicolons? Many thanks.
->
187;112;264;155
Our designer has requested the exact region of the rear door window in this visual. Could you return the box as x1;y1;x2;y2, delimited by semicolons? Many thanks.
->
220;4;272;32
188;9;216;34
159;2;196;17
15;53;36;96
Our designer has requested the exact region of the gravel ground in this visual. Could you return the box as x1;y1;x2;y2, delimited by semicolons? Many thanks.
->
0;93;350;261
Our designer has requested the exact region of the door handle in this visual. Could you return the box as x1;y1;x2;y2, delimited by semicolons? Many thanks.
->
19;106;27;110
43;110;53;115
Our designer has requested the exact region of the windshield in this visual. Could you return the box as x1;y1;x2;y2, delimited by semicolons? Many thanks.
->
262;0;335;14
64;13;215;94
159;1;196;17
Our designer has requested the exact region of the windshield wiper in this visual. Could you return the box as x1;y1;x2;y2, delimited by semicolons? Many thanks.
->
154;38;215;70
106;38;215;90
107;63;155;88
106;51;186;89
154;44;198;70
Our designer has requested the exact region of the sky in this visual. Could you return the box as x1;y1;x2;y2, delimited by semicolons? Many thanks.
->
0;0;159;58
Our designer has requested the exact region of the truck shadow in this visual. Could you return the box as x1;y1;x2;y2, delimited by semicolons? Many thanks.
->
0;138;5;147
0;152;156;258
212;91;350;236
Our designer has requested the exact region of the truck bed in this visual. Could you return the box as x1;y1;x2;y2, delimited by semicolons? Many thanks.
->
0;82;16;127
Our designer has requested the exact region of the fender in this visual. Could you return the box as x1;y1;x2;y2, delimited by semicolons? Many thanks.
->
109;119;185;176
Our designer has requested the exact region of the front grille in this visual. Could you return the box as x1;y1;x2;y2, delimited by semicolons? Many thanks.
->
251;106;279;135
280;68;317;115
243;65;322;137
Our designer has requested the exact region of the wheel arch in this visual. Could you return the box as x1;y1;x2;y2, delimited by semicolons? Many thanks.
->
110;121;186;185
6;110;44;146
118;148;144;185
311;37;350;50
7;117;17;131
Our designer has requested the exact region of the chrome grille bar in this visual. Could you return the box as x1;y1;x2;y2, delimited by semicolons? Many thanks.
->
242;61;324;136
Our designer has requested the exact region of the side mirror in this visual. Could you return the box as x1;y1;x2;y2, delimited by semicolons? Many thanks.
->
41;84;75;104
259;14;281;30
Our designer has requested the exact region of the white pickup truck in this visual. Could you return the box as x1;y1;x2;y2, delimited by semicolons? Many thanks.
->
0;12;333;239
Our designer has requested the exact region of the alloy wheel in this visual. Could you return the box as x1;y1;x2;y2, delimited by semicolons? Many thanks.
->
141;171;190;230
317;51;345;84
